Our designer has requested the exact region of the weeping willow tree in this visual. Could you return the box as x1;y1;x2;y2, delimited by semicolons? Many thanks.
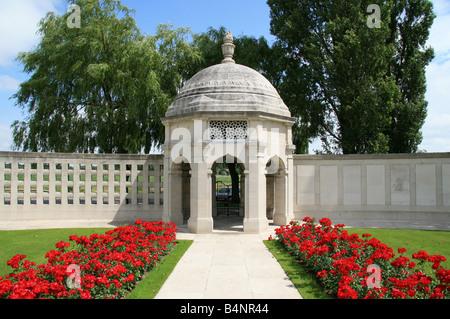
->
12;0;201;154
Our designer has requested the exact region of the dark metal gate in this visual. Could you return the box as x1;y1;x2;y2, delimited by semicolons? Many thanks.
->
215;181;240;216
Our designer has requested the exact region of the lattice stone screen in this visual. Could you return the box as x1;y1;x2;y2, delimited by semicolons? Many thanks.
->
0;152;165;223
209;120;248;140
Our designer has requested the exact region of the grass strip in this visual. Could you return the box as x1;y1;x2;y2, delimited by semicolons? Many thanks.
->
264;239;333;299
346;228;450;269
126;239;193;299
346;228;450;277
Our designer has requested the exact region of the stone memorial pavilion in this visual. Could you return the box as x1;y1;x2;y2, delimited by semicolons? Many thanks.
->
161;31;296;233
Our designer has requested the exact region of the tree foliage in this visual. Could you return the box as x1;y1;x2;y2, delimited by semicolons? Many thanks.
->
12;0;435;155
267;0;435;154
385;0;435;153
12;0;201;154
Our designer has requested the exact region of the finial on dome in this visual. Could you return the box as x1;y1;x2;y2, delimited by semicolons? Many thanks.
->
221;31;235;63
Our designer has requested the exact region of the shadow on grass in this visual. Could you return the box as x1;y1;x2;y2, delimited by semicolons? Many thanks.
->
264;240;334;300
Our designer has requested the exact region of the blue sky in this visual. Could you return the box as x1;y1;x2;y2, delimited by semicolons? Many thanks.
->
0;0;449;153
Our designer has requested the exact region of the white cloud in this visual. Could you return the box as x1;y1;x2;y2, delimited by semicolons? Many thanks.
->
0;74;20;91
432;0;450;16
427;16;450;63
426;113;450;128
0;0;64;66
420;136;450;153
425;59;450;107
0;124;13;151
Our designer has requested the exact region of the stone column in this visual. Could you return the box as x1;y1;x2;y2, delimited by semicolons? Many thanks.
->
239;171;245;217
286;153;294;224
211;170;217;217
266;174;274;219
188;162;213;233
168;164;184;226
273;169;289;225
244;155;268;233
161;146;171;224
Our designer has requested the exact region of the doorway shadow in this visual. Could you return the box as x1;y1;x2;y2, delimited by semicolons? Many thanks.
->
213;215;244;233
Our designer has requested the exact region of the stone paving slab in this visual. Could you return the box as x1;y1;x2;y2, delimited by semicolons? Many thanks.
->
155;231;302;300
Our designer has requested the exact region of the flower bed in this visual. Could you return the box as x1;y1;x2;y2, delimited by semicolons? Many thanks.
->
0;220;177;299
270;217;450;299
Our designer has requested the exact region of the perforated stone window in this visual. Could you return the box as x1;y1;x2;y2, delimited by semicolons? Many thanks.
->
209;120;248;140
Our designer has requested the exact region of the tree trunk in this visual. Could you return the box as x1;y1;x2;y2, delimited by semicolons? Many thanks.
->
228;163;240;203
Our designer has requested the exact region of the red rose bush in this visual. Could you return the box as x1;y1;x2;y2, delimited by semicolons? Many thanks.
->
0;220;177;299
270;217;449;299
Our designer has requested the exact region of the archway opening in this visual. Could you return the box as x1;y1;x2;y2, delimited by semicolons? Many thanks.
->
211;155;245;232
170;160;191;225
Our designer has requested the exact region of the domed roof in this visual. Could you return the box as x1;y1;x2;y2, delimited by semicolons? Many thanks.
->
164;31;292;120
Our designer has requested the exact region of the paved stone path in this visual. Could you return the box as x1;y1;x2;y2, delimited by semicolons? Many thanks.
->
155;224;302;299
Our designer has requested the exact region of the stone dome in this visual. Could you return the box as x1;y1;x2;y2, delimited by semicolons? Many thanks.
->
164;31;292;120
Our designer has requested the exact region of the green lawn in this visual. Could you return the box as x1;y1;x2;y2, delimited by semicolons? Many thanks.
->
347;227;450;271
264;239;333;299
215;174;232;186
0;228;192;299
0;228;113;276
265;228;450;299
